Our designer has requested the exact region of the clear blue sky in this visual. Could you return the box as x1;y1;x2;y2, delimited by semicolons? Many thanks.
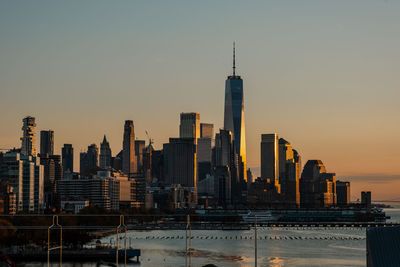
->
1;1;400;200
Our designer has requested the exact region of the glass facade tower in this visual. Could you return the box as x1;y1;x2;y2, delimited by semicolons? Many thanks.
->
223;43;247;182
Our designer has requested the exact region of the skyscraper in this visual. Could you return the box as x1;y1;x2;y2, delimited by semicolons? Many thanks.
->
0;151;44;213
279;138;301;207
80;144;98;174
336;181;350;206
200;123;214;138
99;135;112;169
166;138;197;188
62;144;74;174
214;129;239;204
135;140;145;174
122;120;137;174
300;160;337;208
39;154;63;209
179;112;200;141
197;138;212;163
40;130;54;155
278;138;294;196
198;123;213;160
21;116;36;156
223;43;247;182
261;134;280;192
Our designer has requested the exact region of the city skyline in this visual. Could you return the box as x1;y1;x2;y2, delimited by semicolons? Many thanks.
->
1;1;400;201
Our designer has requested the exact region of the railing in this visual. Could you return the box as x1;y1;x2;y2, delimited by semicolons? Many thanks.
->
0;213;396;267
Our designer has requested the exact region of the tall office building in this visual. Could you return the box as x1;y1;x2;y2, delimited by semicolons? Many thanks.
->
279;138;300;207
215;130;235;167
198;123;213;179
135;140;145;174
62;144;74;174
200;123;214;138
39;154;63;209
223;43;247;182
197;138;212;162
122;120;137;174
0;151;44;213
80;144;98;174
179;113;200;141
198;123;213;163
300;160;337;208
261;134;280;191
40;130;54;155
166;138;197;188
336;181;350;206
300;160;326;208
214;129;239;204
99;135;112;169
292;149;301;206
21;116;36;156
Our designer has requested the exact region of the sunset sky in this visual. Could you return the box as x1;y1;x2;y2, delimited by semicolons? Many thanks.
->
1;1;399;200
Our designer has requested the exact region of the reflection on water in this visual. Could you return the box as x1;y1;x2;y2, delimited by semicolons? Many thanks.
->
98;227;366;267
25;208;400;267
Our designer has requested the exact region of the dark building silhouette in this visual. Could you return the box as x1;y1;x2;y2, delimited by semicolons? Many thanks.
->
135;140;145;174
198;161;212;182
151;149;164;182
300;160;337;208
80;144;98;174
278;138;301;207
122;120;137;174
214;166;231;206
248;177;281;207
260;134;280;193
166;138;197;188
362;191;372;209
336;181;350;206
112;150;123;171
214;129;240;204
39;153;63;209
99;135;112;169
62;144;73;174
40;130;54;155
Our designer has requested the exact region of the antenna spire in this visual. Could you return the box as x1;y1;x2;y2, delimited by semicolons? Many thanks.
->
233;42;236;76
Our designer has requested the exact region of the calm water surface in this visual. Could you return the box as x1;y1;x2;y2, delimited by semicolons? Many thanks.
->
29;206;400;267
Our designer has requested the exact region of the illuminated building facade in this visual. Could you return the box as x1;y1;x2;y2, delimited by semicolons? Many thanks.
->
223;43;247;182
21;116;36;156
179;112;200;141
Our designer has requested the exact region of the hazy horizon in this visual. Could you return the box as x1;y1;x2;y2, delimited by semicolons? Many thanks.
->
1;1;399;200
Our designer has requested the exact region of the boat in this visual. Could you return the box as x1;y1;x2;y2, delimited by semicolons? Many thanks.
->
240;210;278;223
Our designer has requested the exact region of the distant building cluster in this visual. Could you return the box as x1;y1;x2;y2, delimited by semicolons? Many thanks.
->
0;45;363;214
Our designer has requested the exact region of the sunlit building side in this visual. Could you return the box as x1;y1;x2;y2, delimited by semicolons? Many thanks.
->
223;43;247;183
21;116;36;156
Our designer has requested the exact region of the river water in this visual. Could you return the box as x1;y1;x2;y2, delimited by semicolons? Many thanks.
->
28;205;400;267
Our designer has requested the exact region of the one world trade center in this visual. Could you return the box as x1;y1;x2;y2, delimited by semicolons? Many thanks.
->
223;43;247;183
